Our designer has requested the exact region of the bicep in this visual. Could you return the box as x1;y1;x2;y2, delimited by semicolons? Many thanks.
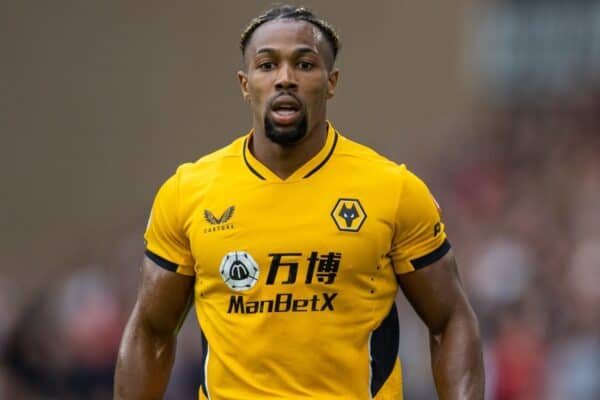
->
396;250;470;335
132;256;195;336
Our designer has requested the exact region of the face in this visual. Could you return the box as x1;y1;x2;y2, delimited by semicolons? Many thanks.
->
238;19;339;146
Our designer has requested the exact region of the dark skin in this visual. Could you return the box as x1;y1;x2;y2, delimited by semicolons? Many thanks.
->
398;251;484;399
114;19;484;400
237;19;339;179
114;257;194;399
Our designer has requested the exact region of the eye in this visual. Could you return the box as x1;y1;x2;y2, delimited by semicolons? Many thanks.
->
258;62;276;71
297;61;314;70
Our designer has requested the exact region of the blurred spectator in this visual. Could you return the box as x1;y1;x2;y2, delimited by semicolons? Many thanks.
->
414;84;600;399
59;268;122;399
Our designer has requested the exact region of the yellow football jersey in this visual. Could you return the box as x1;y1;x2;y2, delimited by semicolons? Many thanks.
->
144;123;449;400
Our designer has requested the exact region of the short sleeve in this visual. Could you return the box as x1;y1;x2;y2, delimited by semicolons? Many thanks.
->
144;169;195;276
390;167;451;274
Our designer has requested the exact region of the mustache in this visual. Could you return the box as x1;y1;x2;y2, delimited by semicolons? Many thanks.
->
267;92;303;109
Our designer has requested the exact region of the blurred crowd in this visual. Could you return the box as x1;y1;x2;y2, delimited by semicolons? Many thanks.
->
451;87;600;400
398;84;600;400
1;91;599;400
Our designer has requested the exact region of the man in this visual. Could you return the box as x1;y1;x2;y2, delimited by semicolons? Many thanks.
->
114;5;484;400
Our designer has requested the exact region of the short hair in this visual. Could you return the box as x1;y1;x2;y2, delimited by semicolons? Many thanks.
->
240;5;340;62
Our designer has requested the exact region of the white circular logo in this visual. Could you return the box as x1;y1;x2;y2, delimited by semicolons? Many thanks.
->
219;251;259;291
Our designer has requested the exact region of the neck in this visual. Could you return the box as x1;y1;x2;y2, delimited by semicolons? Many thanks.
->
250;119;329;180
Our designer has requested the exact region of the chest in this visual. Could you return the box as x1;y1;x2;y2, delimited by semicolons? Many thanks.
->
183;180;396;299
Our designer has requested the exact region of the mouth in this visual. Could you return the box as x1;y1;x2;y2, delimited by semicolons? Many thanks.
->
269;94;302;126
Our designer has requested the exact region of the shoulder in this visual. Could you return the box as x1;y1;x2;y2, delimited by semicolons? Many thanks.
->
172;136;246;187
332;132;436;209
334;133;413;183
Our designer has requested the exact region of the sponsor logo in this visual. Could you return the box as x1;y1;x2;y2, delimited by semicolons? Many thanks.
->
434;222;442;237
204;206;235;233
219;251;259;291
331;198;367;232
221;251;344;314
228;292;338;314
266;251;341;285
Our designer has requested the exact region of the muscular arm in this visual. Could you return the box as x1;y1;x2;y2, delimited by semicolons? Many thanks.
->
114;257;195;400
397;250;484;400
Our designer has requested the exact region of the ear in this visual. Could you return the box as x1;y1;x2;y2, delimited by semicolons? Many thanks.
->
326;68;339;99
237;70;251;102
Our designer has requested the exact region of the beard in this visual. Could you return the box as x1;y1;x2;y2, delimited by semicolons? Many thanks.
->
264;113;308;146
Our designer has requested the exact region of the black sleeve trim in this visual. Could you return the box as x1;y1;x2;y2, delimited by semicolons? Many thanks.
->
145;249;178;272
410;239;451;269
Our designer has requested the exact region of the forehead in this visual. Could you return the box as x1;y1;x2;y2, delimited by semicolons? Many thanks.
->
247;19;325;55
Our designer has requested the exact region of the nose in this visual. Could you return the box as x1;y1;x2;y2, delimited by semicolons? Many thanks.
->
274;63;297;91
